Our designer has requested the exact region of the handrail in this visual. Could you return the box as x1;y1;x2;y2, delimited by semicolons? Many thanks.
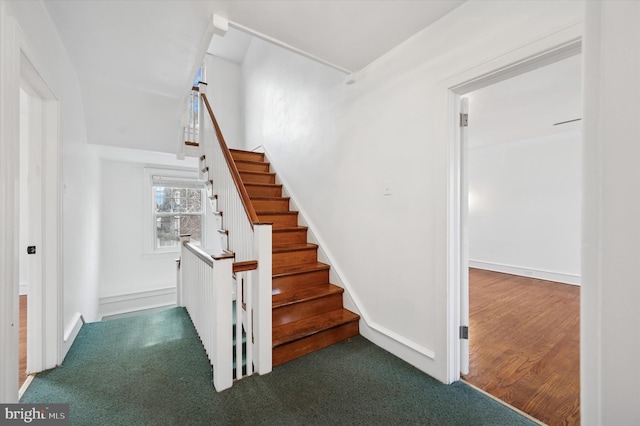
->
200;93;261;226
233;260;258;273
183;241;234;267
183;241;213;266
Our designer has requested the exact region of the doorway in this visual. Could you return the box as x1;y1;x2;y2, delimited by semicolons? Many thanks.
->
1;15;62;403
18;52;62;394
453;51;582;423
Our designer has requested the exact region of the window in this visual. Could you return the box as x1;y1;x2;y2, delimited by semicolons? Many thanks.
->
150;172;205;252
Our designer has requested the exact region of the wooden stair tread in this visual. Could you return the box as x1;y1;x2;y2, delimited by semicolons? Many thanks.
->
235;158;270;166
230;149;264;157
272;226;308;232
272;284;343;308
244;182;282;188
256;210;297;215
272;226;308;248
250;196;290;201
272;243;317;254
240;170;275;177
230;149;262;153
272;262;330;277
272;309;360;347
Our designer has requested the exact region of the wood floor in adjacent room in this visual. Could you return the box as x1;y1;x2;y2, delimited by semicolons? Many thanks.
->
19;295;27;389
462;269;580;426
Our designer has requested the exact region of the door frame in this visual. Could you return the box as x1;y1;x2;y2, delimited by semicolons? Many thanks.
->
0;13;62;402
20;52;62;377
445;30;582;383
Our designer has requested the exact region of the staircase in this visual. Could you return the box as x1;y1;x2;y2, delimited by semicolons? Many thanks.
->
229;148;360;366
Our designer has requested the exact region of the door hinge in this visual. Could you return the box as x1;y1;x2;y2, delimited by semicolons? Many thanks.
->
460;113;469;127
459;325;469;340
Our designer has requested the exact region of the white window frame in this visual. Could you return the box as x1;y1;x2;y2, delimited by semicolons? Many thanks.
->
144;167;204;254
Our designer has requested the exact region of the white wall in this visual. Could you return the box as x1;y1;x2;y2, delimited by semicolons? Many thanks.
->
582;2;640;424
61;146;101;327
241;1;583;383
242;37;343;155
468;131;582;284
206;55;244;149
96;146;198;318
82;80;182;153
4;0;101;338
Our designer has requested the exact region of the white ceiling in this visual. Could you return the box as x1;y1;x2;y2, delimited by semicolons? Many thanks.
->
467;54;583;149
45;1;209;98
43;0;466;152
213;0;467;72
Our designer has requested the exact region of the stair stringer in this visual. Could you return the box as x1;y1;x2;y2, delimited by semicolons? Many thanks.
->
254;145;440;380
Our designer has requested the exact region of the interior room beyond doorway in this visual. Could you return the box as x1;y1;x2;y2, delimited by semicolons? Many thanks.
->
461;54;582;425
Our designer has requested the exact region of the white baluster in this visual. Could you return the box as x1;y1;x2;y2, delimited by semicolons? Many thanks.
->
245;270;253;376
235;272;243;380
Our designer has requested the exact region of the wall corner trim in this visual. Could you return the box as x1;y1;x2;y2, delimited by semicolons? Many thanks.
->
61;312;84;360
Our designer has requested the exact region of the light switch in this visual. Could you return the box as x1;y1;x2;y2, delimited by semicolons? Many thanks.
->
383;180;392;196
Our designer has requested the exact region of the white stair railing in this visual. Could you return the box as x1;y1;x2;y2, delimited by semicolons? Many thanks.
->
179;236;234;391
178;81;272;391
184;86;200;145
233;265;254;379
177;86;201;160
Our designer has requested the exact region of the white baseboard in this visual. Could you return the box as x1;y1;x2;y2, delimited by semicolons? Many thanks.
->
19;283;27;296
99;286;177;320
469;260;581;286
61;312;84;360
358;319;444;381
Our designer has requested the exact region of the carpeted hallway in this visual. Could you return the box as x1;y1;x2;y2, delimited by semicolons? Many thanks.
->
20;308;537;425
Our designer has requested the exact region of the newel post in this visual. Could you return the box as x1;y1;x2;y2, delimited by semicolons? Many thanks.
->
175;258;182;306
197;80;208;157
177;234;191;307
211;252;234;391
253;224;273;375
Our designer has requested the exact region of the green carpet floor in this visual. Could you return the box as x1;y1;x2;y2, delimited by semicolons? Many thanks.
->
21;307;537;425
